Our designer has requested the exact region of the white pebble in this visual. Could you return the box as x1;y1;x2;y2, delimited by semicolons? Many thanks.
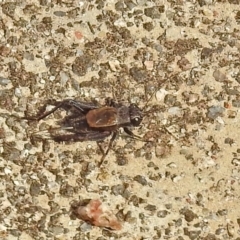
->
4;167;12;175
168;106;182;116
15;88;22;97
156;89;168;102
49;76;56;81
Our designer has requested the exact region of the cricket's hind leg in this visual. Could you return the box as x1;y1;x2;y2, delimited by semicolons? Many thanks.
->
24;99;99;121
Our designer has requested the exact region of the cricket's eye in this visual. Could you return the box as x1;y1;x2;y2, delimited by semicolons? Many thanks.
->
129;104;143;126
131;116;142;126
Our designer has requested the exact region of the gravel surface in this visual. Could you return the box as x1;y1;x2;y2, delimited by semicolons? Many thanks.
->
0;1;240;239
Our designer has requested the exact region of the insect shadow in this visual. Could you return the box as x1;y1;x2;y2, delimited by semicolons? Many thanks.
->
24;98;144;166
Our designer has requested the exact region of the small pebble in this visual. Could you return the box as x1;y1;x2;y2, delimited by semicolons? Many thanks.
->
14;88;22;97
156;89;168;102
213;70;227;82
168;106;182;116
207;106;225;120
133;175;148;186
0;77;11;86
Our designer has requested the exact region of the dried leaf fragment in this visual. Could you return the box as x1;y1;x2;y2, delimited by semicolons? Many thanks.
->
73;199;122;230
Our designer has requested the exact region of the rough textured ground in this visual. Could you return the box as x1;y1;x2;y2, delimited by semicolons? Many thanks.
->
0;0;240;239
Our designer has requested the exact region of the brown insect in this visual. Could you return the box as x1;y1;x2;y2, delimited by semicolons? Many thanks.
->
24;98;143;165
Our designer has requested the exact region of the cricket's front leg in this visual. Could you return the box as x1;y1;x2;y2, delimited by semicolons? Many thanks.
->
123;127;142;140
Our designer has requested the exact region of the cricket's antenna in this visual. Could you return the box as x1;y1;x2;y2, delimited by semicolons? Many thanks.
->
142;78;170;113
